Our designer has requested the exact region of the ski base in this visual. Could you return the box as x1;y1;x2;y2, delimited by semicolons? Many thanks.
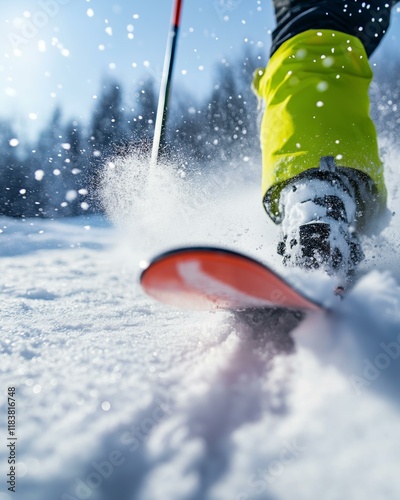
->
140;247;323;313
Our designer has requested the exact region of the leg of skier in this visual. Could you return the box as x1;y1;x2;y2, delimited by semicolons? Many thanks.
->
253;0;397;276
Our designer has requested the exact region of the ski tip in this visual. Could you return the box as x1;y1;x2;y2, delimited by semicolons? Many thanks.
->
140;246;324;312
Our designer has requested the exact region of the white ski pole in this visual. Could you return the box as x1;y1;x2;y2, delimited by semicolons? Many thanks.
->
151;0;183;166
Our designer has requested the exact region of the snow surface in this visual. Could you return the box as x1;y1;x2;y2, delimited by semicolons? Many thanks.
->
2;147;400;500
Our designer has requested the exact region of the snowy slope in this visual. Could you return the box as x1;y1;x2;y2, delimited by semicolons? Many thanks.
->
1;149;400;500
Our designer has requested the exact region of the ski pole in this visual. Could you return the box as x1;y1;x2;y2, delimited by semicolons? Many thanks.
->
151;0;183;166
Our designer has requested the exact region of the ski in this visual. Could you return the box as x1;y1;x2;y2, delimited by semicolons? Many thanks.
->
140;246;323;313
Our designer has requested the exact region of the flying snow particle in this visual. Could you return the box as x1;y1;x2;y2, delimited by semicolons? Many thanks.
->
101;401;111;411
317;81;329;92
17;462;28;478
35;170;44;181
322;57;334;67
296;49;307;59
316;101;324;107
78;188;88;195
65;190;78;202
53;169;61;176
61;143;71;150
99;44;105;51
87;8;94;17
105;27;113;36
9;138;19;147
29;113;38;120
81;202;90;211
38;40;46;52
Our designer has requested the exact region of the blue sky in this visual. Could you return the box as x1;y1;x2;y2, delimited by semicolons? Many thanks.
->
0;0;399;139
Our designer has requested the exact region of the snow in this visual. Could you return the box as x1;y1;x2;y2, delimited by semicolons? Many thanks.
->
1;147;400;500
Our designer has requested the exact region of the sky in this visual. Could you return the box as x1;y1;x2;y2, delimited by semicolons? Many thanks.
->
0;0;399;140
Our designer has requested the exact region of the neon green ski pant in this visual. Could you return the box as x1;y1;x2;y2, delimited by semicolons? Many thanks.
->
253;29;387;225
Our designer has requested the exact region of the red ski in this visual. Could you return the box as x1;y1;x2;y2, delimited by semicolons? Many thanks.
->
140;247;323;312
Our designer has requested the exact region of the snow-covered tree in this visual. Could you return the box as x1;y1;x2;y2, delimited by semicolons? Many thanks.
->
0;119;27;217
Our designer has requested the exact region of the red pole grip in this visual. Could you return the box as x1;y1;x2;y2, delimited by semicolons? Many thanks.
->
173;0;183;28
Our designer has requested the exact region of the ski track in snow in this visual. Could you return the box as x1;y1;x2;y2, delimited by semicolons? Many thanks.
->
1;150;400;500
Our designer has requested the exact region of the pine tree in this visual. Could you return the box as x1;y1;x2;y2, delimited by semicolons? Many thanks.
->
62;120;90;216
89;79;127;156
0;119;25;217
129;75;157;152
202;56;259;166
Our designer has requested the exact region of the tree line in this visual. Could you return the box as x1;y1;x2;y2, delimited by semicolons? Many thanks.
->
0;49;399;219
